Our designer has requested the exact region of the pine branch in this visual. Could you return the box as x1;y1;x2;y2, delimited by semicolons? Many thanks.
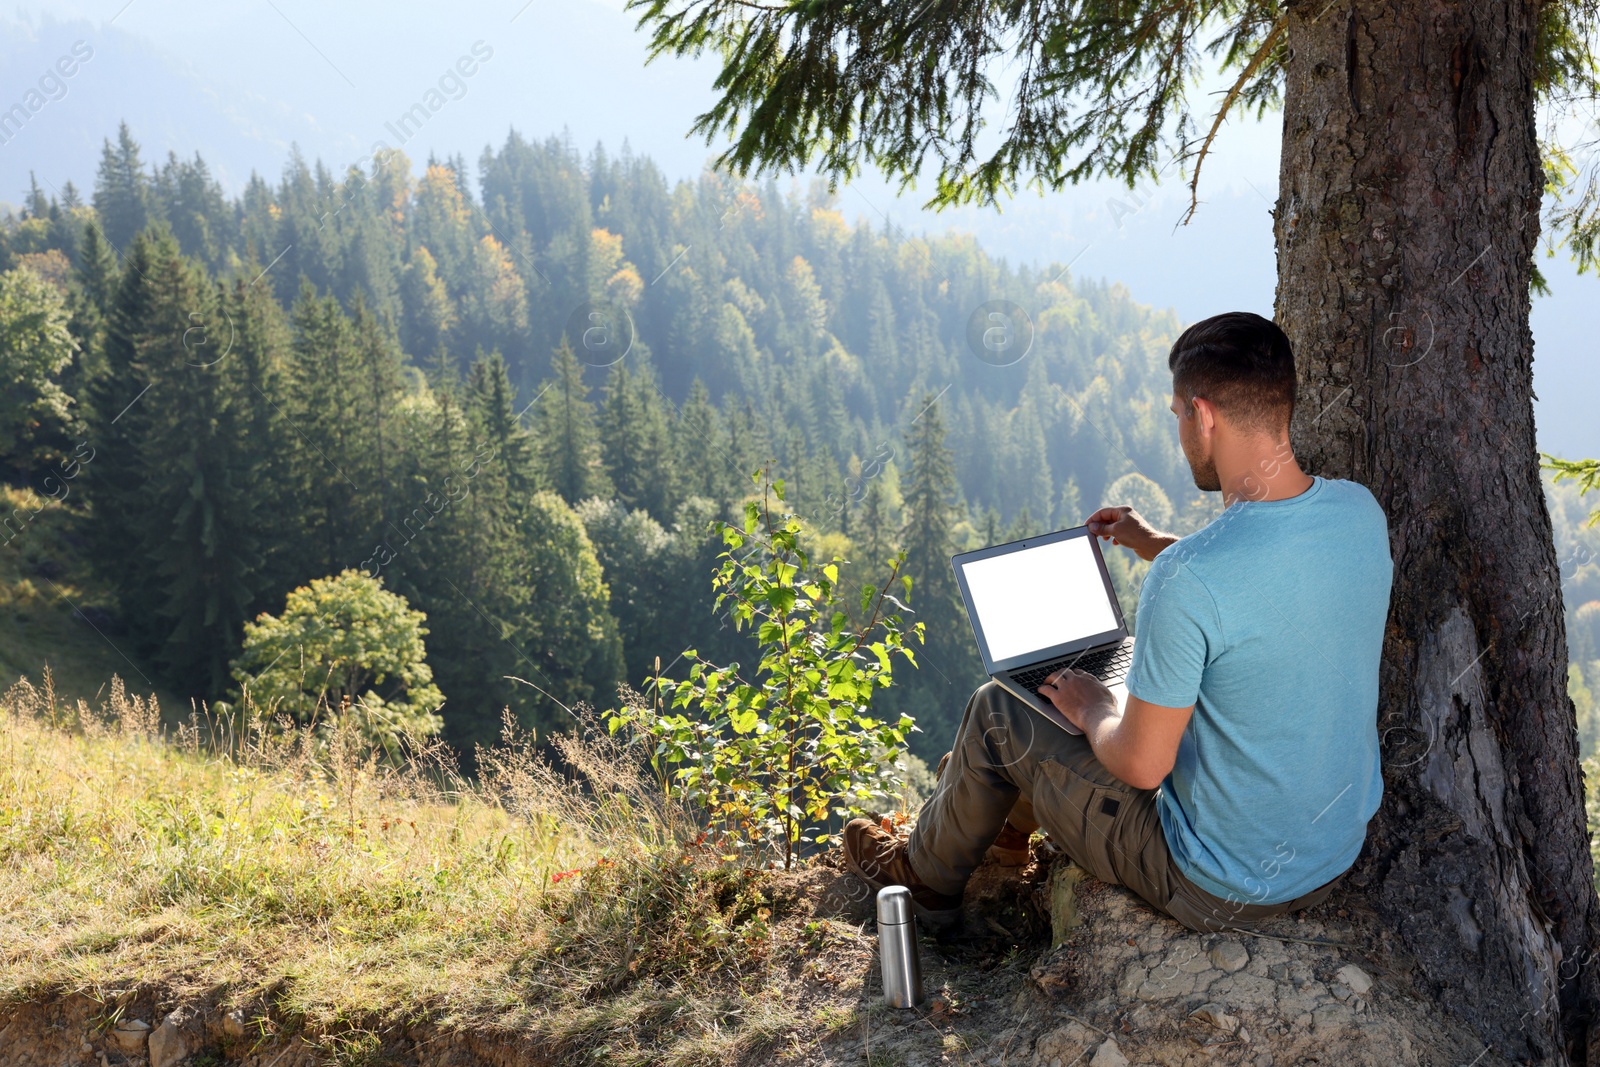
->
1183;11;1286;225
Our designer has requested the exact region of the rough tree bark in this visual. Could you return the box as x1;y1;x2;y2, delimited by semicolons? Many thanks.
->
1276;1;1600;1061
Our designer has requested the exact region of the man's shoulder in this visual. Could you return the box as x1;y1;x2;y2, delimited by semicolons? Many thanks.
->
1317;476;1387;520
1156;477;1388;576
1307;478;1392;557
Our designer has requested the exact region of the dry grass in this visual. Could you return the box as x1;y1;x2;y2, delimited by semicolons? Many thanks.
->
0;673;804;1066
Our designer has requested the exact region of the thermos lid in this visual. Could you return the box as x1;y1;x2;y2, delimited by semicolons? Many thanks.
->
877;884;914;925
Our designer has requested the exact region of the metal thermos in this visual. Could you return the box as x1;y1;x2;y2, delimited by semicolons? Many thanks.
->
876;885;926;1008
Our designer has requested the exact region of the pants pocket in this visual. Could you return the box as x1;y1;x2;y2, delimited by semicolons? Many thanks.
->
1034;757;1135;886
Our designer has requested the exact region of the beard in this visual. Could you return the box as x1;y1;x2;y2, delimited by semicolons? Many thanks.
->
1185;446;1221;493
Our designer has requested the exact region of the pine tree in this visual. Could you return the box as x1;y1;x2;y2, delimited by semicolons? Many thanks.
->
980;505;1003;547
85;231;166;655
599;357;675;519
76;221;119;314
386;382;528;752
899;396;959;612
221;269;300;602
859;476;894;570
93;122;150;251
24;174;49;219
351;295;409;527
411;165;475;300
720;398;767;513
536;338;612;504
893;395;974;751
84;229;260;688
61;221;120;405
286;281;372;569
467;349;539;499
155;151;230;268
672;378;724;505
142;270;264;696
401;245;454;364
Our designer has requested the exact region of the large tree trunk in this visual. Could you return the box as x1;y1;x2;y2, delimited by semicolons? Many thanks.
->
1275;1;1600;1061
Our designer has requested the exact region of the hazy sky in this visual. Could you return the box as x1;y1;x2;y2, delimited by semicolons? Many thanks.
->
2;0;1593;456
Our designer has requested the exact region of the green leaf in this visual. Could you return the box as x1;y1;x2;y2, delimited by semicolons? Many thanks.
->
620;468;920;862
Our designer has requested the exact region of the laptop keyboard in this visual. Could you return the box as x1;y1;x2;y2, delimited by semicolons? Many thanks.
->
1010;639;1134;694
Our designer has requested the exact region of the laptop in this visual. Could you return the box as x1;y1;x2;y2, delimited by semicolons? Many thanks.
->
951;526;1134;736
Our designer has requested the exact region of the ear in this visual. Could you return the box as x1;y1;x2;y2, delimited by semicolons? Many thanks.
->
1191;396;1220;436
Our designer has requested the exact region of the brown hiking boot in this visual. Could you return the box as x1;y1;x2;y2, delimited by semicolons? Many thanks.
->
935;752;1031;866
841;818;961;932
987;821;1033;866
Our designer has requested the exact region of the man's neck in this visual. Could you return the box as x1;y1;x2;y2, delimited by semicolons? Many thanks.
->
1217;437;1315;506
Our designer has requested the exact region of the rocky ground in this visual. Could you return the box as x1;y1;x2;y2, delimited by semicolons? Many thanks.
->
0;849;1516;1067
777;847;1514;1067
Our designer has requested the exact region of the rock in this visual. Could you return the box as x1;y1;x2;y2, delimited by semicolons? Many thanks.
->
1087;1038;1129;1067
1190;1002;1240;1034
1335;963;1374;996
109;1020;150;1054
1209;940;1250;973
1034;1021;1097;1064
1311;1001;1357;1033
1029;945;1080;995
1115;963;1146;1000
148;1013;189;1067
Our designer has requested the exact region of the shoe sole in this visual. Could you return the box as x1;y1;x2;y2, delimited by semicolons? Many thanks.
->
843;849;962;934
985;846;1031;866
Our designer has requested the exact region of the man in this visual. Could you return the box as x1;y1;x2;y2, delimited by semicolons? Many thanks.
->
843;312;1393;933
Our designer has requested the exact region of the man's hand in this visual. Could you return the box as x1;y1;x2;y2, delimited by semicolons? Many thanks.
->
1086;506;1177;562
1038;667;1117;733
1040;671;1195;790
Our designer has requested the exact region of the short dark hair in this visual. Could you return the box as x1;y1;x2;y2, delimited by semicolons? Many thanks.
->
1167;312;1296;430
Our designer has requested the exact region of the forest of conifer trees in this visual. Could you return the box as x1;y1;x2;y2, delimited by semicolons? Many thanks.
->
0;122;1316;754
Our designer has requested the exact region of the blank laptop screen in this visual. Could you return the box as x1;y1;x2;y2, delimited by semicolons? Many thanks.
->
961;536;1118;662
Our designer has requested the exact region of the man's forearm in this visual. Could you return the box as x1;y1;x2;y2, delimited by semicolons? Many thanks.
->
1139;532;1180;562
1081;704;1167;791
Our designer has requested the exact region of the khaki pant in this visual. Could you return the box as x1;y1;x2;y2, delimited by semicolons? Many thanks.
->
907;680;1339;932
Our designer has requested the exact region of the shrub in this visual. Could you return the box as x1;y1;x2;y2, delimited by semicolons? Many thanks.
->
230;568;445;751
611;473;921;869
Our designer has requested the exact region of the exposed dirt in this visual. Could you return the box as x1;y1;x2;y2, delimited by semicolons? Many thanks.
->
766;850;1513;1067
0;851;1514;1067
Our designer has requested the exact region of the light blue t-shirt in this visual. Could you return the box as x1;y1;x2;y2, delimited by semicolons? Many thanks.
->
1125;476;1391;906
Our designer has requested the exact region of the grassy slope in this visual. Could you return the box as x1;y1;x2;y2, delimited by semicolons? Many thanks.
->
0;486;182;711
0;676;879;1066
